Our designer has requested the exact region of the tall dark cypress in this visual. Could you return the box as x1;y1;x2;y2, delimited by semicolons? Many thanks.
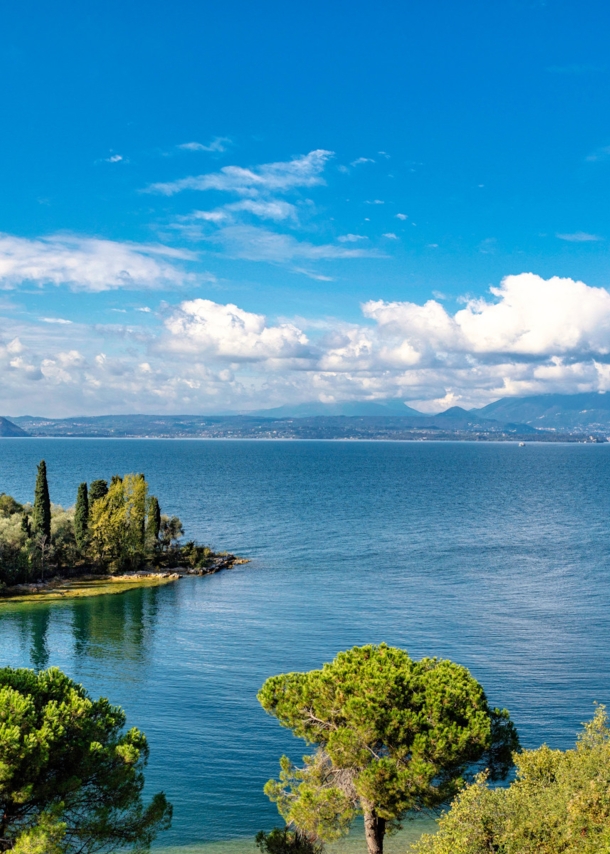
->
33;460;51;540
146;495;161;546
74;482;89;551
89;479;108;505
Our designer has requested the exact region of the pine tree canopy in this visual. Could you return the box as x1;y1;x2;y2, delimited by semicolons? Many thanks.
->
0;666;172;853
258;644;519;854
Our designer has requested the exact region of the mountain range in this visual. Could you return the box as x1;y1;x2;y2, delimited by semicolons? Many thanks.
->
2;392;610;439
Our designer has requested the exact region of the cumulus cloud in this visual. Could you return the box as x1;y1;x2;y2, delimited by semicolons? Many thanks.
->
0;234;200;292
147;149;333;196
163;299;312;361
364;273;610;359
7;272;610;415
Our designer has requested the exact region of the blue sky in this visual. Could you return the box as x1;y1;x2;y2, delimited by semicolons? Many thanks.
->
3;0;610;415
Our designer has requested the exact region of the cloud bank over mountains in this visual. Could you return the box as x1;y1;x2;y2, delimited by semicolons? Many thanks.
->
3;270;610;416
1;147;609;416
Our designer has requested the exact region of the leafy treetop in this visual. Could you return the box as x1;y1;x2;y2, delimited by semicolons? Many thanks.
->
0;666;172;854
412;704;610;854
258;644;519;854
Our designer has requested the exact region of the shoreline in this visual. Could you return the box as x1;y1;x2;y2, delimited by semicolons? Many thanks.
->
0;555;249;605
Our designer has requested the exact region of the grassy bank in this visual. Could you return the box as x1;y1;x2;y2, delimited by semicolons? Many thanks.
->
0;572;180;605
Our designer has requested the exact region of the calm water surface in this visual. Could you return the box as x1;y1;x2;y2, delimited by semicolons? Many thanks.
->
0;439;608;850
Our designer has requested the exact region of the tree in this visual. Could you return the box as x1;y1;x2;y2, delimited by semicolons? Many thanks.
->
89;474;149;571
0;666;172;854
256;827;323;854
0;494;24;517
88;479;108;505
145;496;161;551
412;705;610;854
258;644;519;854
74;482;89;552
159;515;184;553
32;461;51;541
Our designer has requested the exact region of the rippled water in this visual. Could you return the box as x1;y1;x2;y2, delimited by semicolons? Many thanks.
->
0;439;609;850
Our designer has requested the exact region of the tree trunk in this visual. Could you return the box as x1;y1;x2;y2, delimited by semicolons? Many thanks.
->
364;808;386;854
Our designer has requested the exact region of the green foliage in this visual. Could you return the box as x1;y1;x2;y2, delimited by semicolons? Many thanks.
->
0;465;203;587
256;827;324;854
20;513;31;538
88;479;109;505
258;644;518;854
32;461;51;541
90;474;148;572
74;482;89;552
0;493;24;517
412;705;610;854
145;495;161;551
0;666;172;853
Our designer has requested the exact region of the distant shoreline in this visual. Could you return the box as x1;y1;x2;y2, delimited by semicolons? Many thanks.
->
0;435;606;443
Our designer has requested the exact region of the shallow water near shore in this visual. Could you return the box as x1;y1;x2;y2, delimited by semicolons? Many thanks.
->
0;439;609;850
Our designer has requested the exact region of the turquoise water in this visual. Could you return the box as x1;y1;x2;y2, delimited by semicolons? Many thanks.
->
0;439;609;851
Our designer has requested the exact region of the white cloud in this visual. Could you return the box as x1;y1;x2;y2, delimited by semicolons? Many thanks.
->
163;299;311;361
41;317;73;324
225;199;298;221
0;234;200;292
178;137;231;153
556;232;603;242
395;213;408;220
364;273;610;359
7;272;610;416
337;234;367;243
105;154;123;163
292;268;335;281
209;225;378;263
382;232;398;239
147;149;334;197
350;157;375;166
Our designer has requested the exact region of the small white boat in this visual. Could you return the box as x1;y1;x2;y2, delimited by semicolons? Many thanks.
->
518;442;525;447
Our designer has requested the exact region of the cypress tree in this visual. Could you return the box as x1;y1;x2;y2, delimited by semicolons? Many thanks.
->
74;482;89;551
32;460;51;540
21;513;32;538
89;479;108;505
146;495;161;546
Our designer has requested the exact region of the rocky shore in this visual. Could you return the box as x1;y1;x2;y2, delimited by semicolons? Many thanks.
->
0;554;250;604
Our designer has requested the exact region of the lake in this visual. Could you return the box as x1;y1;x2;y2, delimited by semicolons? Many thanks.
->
0;439;609;851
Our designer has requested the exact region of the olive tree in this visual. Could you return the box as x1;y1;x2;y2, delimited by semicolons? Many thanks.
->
258;644;518;854
413;705;610;854
0;666;171;853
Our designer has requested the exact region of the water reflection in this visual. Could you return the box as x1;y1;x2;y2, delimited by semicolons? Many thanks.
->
0;584;168;674
71;586;161;663
10;606;52;670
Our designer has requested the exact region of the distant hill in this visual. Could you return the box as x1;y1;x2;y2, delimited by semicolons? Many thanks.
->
0;417;28;437
253;400;425;417
9;411;542;440
12;394;610;439
477;393;610;432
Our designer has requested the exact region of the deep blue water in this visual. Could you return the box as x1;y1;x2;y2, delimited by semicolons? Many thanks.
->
0;439;609;850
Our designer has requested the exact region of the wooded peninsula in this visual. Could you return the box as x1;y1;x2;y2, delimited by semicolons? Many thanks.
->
0;460;245;601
